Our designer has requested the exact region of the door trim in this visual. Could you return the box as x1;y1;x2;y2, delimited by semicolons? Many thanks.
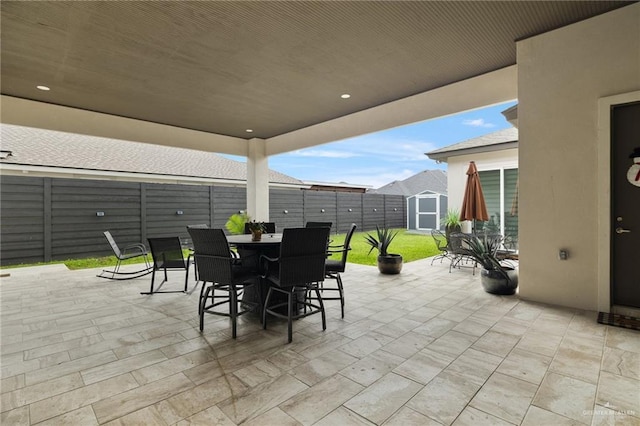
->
415;194;440;230
597;90;640;313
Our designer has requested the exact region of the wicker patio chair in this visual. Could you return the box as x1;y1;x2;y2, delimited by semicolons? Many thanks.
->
97;231;152;280
188;228;258;338
261;227;330;343
185;224;210;283
306;223;356;318
305;221;333;229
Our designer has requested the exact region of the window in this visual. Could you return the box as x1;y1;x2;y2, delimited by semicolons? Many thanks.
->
478;168;518;249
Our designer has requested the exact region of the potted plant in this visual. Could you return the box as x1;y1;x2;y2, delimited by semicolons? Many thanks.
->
246;220;266;241
460;234;518;295
364;226;403;274
441;208;462;240
225;212;250;235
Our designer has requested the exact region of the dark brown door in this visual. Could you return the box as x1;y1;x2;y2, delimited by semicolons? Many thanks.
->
612;101;640;308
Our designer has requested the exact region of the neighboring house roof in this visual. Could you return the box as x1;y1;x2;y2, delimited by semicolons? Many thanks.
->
426;127;518;162
0;124;304;187
371;169;448;196
303;180;371;193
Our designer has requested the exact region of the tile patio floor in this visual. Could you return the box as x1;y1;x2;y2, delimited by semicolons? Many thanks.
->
1;258;638;425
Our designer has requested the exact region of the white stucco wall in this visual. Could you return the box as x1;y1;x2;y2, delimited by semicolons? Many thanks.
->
447;148;518;211
517;4;640;310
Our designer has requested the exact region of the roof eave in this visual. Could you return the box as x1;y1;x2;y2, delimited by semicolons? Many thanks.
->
426;141;518;162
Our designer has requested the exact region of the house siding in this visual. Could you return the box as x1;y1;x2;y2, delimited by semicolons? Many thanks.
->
517;3;639;310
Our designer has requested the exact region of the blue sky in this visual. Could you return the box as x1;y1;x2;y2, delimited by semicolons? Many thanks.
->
228;100;517;188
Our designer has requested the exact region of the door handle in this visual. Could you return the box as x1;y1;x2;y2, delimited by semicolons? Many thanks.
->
615;227;631;234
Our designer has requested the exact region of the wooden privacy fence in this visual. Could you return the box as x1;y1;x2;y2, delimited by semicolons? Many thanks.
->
0;176;406;265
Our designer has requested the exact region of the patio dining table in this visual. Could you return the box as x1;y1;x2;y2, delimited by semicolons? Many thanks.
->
227;233;282;272
227;233;283;246
226;233;284;316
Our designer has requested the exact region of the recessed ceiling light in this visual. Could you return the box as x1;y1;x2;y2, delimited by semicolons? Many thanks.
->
246;129;253;133
340;93;351;99
36;85;50;91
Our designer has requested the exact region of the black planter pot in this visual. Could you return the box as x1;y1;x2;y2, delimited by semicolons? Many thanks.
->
445;224;461;242
378;254;403;274
480;267;518;295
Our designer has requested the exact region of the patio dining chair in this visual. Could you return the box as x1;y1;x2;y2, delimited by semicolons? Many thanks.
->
430;229;452;265
188;228;258;338
261;227;330;343
305;221;333;230
185;224;211;282
143;237;191;295
97;231;153;280
448;232;477;275
306;223;356;318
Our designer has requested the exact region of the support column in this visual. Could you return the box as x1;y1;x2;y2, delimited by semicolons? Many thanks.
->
246;138;269;221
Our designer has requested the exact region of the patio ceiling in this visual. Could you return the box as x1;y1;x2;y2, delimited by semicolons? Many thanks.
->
0;1;634;145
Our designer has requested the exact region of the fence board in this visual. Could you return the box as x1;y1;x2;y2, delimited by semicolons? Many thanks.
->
0;176;406;265
337;192;363;233
0;176;44;264
303;191;337;231
50;179;142;260
270;189;304;230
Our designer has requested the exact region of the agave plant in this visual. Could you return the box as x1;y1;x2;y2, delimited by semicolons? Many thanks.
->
460;234;511;281
364;226;399;256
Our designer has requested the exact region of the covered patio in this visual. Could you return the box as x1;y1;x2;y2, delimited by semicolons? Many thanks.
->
1;260;636;425
2;1;639;315
2;2;639;424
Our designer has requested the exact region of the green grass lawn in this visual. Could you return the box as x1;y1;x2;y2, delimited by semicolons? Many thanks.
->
329;229;439;266
1;229;439;270
0;255;154;271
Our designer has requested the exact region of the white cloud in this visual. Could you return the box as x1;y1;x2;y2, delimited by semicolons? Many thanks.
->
462;118;495;128
338;136;437;162
271;132;442;187
288;149;358;158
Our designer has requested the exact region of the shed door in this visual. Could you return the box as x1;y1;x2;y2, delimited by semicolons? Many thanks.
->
416;195;439;230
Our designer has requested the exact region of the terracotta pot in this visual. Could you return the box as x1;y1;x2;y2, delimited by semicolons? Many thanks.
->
377;254;403;274
251;230;262;241
480;267;518;295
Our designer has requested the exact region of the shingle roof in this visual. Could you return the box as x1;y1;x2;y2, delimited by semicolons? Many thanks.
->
371;169;447;196
426;127;518;159
0;124;302;185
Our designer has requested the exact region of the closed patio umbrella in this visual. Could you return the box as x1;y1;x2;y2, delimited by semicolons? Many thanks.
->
459;161;489;228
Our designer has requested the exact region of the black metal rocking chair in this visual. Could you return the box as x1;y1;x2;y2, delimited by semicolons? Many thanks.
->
97;231;152;280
